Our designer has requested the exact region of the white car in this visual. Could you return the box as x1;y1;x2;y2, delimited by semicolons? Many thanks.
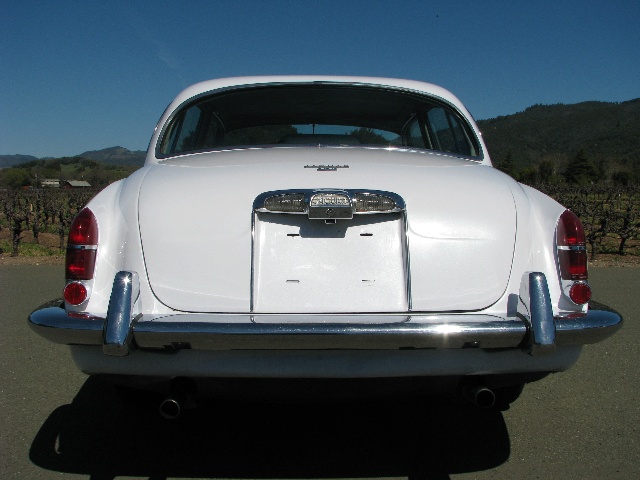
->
30;76;622;416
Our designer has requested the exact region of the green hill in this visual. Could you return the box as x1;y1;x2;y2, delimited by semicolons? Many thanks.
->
478;98;640;181
0;154;39;168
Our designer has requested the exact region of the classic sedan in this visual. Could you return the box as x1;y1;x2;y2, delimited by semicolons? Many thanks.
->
29;76;622;416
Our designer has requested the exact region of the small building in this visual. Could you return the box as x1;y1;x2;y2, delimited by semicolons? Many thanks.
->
40;178;61;188
62;180;92;189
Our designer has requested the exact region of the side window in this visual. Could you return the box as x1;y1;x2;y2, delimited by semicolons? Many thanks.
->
406;118;425;148
425;107;476;157
176;107;202;152
159;103;221;155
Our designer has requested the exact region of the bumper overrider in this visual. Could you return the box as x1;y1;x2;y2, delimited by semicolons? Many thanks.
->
29;271;622;358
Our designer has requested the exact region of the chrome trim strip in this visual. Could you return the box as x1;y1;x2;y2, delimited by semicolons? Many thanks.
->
250;205;256;313
403;208;412;311
66;245;98;250
557;246;587;251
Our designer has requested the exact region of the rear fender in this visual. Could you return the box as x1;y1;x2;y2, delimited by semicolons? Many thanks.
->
70;167;152;315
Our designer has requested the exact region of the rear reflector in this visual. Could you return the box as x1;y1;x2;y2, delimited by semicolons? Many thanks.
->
556;210;588;280
569;282;592;305
64;282;88;305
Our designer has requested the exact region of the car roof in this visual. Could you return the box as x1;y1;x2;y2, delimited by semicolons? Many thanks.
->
169;76;468;114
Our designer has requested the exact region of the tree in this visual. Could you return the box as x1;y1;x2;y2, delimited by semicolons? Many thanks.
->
611;189;640;255
564;149;597;185
495;150;516;177
538;160;555;183
612;171;631;187
0;168;31;189
26;190;44;244
2;190;30;256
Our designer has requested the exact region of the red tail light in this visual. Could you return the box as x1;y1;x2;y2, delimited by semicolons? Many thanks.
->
64;282;88;305
569;282;592;305
66;208;98;280
556;209;588;281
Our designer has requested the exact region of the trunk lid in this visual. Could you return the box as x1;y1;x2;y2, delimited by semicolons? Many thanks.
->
138;147;516;313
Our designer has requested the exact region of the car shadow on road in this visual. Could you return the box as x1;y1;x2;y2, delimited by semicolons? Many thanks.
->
30;376;510;480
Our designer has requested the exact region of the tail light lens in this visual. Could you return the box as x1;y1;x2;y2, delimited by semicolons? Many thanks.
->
569;282;592;305
66;208;98;281
64;282;88;305
556;209;587;281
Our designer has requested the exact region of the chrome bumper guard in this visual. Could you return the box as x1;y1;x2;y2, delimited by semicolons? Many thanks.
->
29;272;623;357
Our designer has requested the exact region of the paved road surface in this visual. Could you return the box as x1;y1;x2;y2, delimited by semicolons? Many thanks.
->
1;265;638;479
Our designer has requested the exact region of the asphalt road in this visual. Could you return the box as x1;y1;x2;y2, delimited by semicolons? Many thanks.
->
1;264;638;480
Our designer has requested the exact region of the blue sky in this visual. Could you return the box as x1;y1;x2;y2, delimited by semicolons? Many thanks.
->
2;0;639;158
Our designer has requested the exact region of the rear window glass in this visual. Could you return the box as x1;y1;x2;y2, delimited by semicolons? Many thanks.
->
158;84;480;158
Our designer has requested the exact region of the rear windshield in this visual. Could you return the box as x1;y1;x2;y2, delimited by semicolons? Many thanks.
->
158;84;481;158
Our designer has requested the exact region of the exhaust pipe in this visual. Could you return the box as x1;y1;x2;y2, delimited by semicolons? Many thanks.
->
159;378;197;419
159;394;185;419
468;386;496;409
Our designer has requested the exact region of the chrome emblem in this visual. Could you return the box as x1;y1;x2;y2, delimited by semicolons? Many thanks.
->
304;165;349;171
308;192;352;219
255;189;404;220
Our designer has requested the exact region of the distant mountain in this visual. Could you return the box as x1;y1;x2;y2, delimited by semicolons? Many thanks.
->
0;147;145;168
478;98;640;171
0;154;39;168
77;146;145;166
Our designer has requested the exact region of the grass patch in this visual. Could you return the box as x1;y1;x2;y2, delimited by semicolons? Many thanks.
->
0;239;62;257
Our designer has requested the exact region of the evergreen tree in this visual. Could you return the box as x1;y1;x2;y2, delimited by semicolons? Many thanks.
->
496;150;516;177
564;149;597;184
538;160;555;183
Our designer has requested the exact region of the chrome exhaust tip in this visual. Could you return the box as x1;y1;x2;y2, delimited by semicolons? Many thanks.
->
159;395;183;420
469;386;496;409
159;377;197;419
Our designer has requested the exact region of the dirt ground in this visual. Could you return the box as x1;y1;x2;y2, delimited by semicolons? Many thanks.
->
0;230;65;265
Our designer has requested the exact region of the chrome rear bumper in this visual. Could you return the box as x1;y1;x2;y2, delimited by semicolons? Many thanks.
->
29;271;623;357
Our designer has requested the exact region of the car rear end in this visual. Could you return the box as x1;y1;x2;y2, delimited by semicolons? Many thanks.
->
28;77;622;407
